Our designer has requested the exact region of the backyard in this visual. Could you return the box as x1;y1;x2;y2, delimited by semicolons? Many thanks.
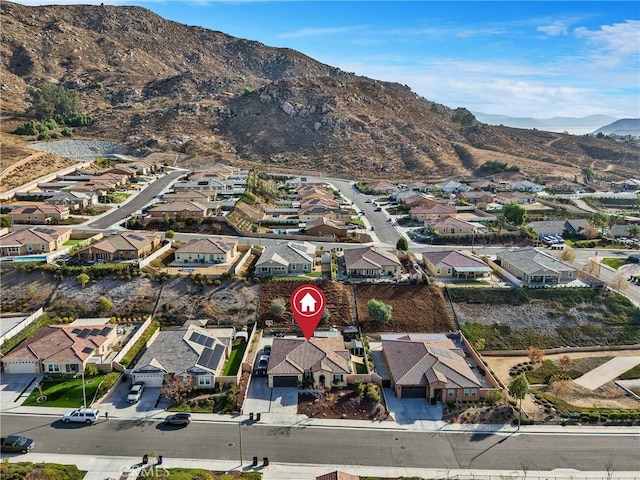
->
223;340;248;376
23;374;106;407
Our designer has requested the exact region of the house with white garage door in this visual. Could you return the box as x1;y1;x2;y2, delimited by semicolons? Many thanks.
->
129;325;234;388
1;323;116;374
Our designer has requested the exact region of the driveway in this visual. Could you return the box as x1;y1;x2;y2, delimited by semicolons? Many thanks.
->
384;388;444;428
243;376;298;415
0;373;41;412
98;380;162;418
574;356;640;390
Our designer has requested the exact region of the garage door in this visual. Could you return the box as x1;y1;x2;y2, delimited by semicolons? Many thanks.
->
273;376;298;387
401;386;426;398
132;373;164;388
5;361;38;374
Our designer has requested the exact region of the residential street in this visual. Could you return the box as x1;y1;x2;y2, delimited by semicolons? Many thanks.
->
2;414;639;472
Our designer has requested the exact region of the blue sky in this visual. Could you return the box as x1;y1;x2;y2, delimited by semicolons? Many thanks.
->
15;1;640;119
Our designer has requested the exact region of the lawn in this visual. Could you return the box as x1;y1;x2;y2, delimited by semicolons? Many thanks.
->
355;362;368;374
601;257;627;270
63;239;83;246
222;340;247;376
23;375;106;408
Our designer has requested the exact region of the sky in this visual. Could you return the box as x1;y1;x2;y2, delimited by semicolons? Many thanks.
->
13;1;640;119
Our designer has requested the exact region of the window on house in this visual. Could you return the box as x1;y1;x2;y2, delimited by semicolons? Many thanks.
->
304;370;313;380
471;389;477;397
568;271;573;278
47;364;60;373
333;375;344;384
291;264;296;270
447;389;455;398
464;389;470;397
198;377;212;387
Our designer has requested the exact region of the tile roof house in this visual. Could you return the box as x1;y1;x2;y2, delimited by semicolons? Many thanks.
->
382;334;493;401
304;217;348;238
424;216;477;237
266;337;352;388
343;246;402;278
437;180;469;193
0;226;71;256
564;219;590;237
130;326;233;388
162;191;213;203
316;471;359;480
497;247;577;285
44;191;95;209
254;241;316;277
1;324;117;374
77;231;162;263
9;205;70;224
173;238;238;265
422;250;492;279
526;220;567;238
147;201;210;220
366;181;397;194
410;204;457;221
495;191;535;205
298;206;353;222
508;180;544;193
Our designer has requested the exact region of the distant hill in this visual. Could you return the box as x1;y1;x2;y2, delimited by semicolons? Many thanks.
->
472;112;619;135
592;119;640;137
1;0;639;180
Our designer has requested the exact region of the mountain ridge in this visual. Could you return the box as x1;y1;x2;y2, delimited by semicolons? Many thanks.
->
1;0;638;180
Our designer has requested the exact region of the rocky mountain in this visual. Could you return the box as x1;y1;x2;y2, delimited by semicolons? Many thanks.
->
2;1;639;180
593;119;640;138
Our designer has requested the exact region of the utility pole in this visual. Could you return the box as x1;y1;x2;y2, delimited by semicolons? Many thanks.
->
238;416;244;467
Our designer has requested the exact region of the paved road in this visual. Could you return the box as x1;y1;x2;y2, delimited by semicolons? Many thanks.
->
2;414;639;471
85;170;185;230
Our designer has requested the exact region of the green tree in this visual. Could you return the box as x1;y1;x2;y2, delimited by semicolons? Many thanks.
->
165;229;175;239
581;167;595;182
84;363;99;377
270;298;286;318
503;202;527;226
76;272;90;289
24;283;38;301
27;83;80;121
97;296;113;313
508;373;530;430
367;299;393;323
628;224;640;240
588;212;609;230
396;237;409;251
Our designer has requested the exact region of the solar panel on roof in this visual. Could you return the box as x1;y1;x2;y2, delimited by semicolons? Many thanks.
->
196;344;225;371
83;347;94;354
190;331;215;348
99;327;112;336
90;329;101;336
77;330;89;338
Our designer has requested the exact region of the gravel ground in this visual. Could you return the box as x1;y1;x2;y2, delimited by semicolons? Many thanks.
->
28;139;130;160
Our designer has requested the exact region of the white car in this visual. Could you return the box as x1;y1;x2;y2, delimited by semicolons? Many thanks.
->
127;382;145;403
62;408;100;424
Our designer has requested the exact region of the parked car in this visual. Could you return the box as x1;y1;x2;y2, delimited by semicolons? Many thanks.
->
263;345;272;355
127;382;145;403
62;408;100;424
164;413;191;426
374;207;382;212
1;435;35;454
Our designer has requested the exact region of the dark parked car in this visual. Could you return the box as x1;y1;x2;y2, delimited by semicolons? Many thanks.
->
164;413;191;426
1;435;35;454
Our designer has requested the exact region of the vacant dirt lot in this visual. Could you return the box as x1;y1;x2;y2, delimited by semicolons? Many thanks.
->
355;284;454;333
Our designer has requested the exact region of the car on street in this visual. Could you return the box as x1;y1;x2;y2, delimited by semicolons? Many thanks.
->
164;413;191;426
1;435;35;454
374;207;382;211
127;382;145;403
62;408;100;424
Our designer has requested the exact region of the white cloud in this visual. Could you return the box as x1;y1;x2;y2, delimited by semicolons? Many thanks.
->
276;25;366;39
537;21;569;36
574;20;640;66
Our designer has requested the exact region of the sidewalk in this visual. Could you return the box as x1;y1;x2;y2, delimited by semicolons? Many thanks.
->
10;452;640;480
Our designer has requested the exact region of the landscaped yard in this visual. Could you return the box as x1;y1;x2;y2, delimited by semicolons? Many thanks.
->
23;375;106;407
141;469;261;480
601;257;627;270
0;462;86;480
223;340;247;376
63;239;83;246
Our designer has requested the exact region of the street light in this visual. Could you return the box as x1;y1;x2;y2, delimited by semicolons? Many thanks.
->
75;369;87;408
238;414;244;467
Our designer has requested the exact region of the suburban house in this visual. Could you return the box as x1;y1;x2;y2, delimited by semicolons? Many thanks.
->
343;246;402;278
316;472;359;480
526;220;567;238
612;179;640;192
456;191;494;208
77;231;162;263
396;191;443;207
254;241;316;277
173;238;238;265
304;217;348;238
0;226;71;256
365;181;397;194
495;191;536;205
147;201;210;220
508;180;544;193
9;205;70;224
546;180;583;194
469;180;499;192
410;204;457;221
44;191;96;209
406;180;430;192
382;334;495;401
437;180;468;193
129;325;233;388
266;337;352;388
1;324;117;374
564;219;590;237
424;216;477;237
298;206;353;222
422;250;492;279
162;191;213;203
496;247;577;285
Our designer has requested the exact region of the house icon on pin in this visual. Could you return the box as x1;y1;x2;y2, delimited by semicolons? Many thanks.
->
299;292;317;313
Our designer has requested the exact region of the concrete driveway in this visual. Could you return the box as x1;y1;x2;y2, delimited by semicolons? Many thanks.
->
574;356;640;390
243;376;298;415
98;380;162;418
0;373;41;412
384;388;444;429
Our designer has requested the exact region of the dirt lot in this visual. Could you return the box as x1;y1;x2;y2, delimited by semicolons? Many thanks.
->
355;284;454;333
257;280;354;329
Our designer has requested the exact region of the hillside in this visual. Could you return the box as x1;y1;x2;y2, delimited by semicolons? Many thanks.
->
1;1;639;180
593;119;640;138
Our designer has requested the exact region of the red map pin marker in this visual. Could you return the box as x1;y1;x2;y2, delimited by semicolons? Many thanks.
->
291;284;326;340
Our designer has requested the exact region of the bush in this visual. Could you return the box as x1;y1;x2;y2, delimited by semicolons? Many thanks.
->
353;381;364;396
84;363;99;377
95;372;121;399
364;383;381;403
